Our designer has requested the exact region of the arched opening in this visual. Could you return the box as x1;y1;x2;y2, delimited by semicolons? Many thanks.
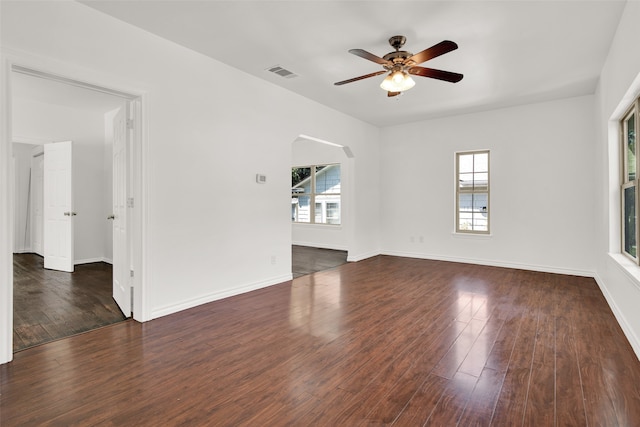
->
291;134;354;277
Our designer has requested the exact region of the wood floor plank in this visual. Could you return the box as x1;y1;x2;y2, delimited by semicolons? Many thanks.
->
553;274;588;427
555;314;587;426
340;318;467;424
355;292;493;424
2;256;640;426
488;303;540;424
458;314;505;378
457;367;505;427
424;371;478;425
391;374;449;425
522;310;556;426
432;317;489;379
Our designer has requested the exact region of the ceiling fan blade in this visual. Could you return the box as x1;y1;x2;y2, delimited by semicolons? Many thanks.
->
387;91;401;97
408;40;458;65
349;49;391;65
408;66;463;83
334;70;387;86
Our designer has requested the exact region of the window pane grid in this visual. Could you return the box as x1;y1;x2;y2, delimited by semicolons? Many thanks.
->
622;102;639;263
456;151;490;234
292;164;341;225
625;113;636;182
623;184;637;259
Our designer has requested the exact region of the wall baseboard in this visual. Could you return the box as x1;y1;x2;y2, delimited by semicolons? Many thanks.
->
12;254;112;265
141;249;640;363
292;241;348;251
347;249;380;262
12;249;32;254
593;272;640;361
380;249;595;277
150;273;293;320
75;257;112;265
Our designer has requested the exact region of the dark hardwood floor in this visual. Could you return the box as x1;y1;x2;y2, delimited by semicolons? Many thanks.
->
292;245;348;278
13;253;127;352
2;256;639;426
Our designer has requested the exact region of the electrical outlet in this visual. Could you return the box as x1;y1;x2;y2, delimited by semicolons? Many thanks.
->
270;255;276;265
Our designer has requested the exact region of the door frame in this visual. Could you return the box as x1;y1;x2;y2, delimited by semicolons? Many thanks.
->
0;54;149;364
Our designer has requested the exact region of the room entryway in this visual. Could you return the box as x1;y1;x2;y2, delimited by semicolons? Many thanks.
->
13;253;126;352
9;66;143;355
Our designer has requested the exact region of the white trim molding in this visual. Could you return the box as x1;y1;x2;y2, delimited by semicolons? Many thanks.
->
381;249;595;278
150;273;293;320
594;270;640;361
0;57;14;364
346;249;380;263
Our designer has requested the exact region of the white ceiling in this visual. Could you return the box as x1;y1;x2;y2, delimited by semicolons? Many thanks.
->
78;1;625;126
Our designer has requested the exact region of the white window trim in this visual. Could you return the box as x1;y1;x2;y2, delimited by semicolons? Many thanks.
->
452;231;493;239
455;150;490;235
620;99;640;263
607;71;640;298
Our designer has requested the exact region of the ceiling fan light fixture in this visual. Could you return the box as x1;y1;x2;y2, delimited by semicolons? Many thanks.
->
380;71;415;92
334;36;462;96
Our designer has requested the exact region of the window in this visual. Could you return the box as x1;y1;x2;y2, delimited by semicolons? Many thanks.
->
622;99;639;261
456;150;490;234
292;164;341;225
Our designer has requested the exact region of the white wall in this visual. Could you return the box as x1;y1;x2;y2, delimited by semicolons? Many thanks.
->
291;138;349;251
12;97;113;264
380;95;597;276
0;0;380;360
594;1;640;358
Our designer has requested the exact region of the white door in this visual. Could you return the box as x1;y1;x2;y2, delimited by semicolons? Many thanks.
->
31;149;44;257
112;106;131;316
43;141;74;272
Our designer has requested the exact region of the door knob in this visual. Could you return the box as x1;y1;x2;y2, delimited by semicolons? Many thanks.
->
107;215;115;220
64;212;77;216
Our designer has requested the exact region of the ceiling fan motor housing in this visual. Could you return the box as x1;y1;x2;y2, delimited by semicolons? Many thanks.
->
382;51;415;70
388;35;407;50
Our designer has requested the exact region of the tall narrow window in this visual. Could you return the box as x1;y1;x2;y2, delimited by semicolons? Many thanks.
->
456;150;490;234
292;164;341;225
622;103;639;261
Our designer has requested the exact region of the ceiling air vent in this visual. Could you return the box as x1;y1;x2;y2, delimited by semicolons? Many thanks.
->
266;65;298;79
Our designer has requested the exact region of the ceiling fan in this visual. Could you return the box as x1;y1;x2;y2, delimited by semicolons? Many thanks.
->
334;35;463;97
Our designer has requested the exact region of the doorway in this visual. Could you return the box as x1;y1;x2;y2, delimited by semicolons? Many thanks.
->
291;135;353;278
10;67;141;351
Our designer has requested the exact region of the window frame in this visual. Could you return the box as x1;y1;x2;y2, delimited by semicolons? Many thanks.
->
621;100;640;262
455;150;490;235
291;163;341;226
